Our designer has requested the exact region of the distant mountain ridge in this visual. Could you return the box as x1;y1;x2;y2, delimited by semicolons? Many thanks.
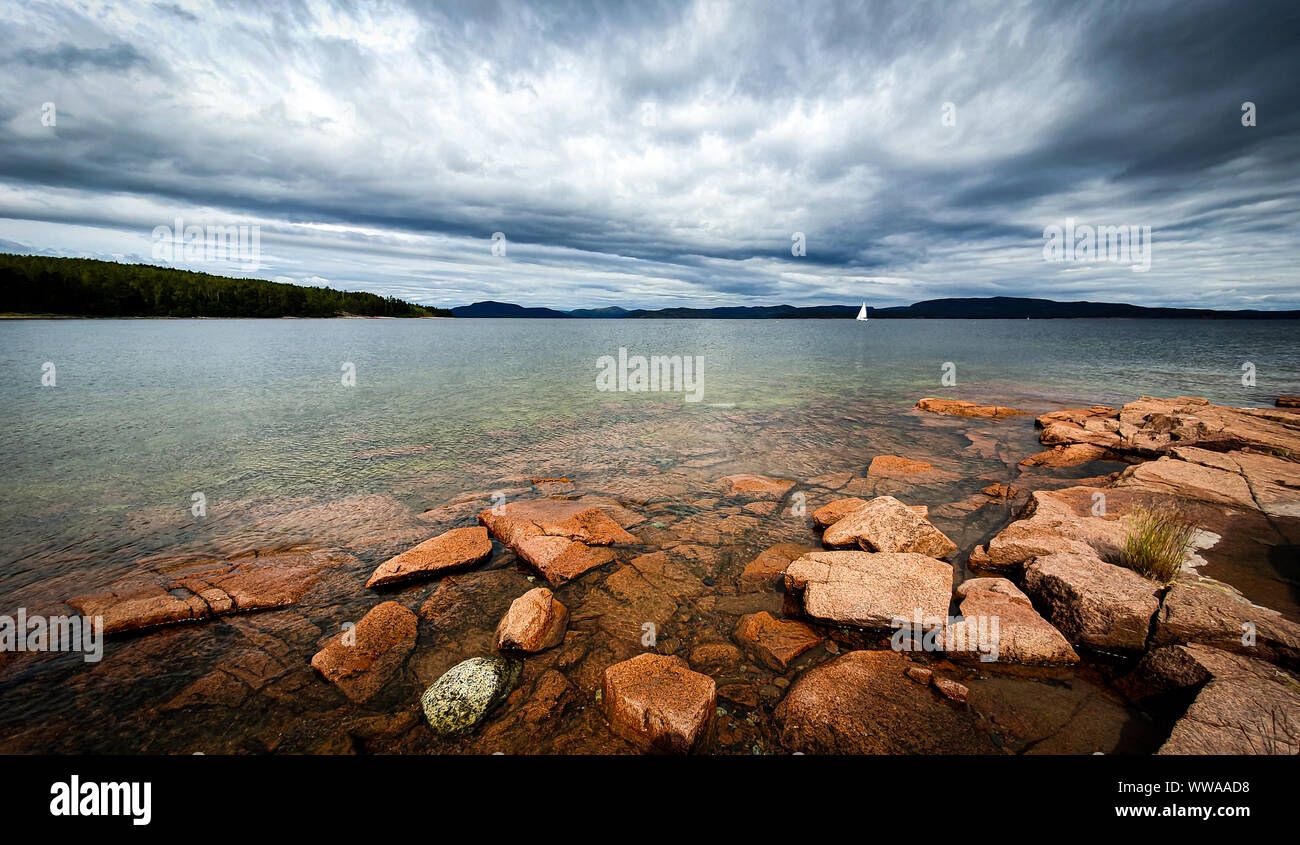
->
450;296;1300;319
448;300;571;318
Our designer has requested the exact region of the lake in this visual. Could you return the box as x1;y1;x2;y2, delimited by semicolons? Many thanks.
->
1;317;1298;753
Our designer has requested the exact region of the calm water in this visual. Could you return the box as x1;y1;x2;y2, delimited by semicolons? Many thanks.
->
1;318;1297;583
1;318;1298;753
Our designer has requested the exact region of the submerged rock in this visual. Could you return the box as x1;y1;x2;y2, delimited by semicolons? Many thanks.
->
478;499;635;547
716;474;797;498
495;587;569;653
603;653;716;753
732;611;824;671
774;650;997;753
784;550;952;629
310;601;417;702
811;497;869;528
66;548;349;635
1020;443;1115;468
420;656;523;738
365;526;493;588
867;455;946;478
1022;551;1162;652
740;542;819;591
914;398;1027;419
478;499;631;586
820;495;957;559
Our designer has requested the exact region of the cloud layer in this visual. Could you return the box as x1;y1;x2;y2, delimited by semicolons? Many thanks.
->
1;0;1297;309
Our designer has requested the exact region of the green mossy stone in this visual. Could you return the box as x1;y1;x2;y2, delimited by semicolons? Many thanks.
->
420;656;523;738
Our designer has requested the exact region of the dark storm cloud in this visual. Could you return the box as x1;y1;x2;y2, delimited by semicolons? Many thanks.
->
0;0;1297;309
8;41;152;72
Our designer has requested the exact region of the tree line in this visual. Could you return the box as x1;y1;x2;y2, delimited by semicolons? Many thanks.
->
0;253;451;318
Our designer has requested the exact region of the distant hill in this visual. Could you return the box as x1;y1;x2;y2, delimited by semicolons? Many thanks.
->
567;305;630;318
445;296;1298;319
450;300;572;318
0;253;449;318
867;296;1300;319
623;304;858;319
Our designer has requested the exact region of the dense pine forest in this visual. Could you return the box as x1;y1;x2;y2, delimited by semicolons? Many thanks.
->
0;254;451;318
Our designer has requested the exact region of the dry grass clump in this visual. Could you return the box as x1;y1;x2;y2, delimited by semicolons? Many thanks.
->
1120;505;1198;583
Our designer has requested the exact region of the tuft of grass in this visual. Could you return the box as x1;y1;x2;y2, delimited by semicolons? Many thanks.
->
1120;505;1198;583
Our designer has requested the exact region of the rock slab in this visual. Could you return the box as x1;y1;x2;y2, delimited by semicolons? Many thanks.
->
366;526;493;588
784;550;953;629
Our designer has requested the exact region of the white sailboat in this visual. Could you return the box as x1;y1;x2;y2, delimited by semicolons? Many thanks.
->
856;302;868;321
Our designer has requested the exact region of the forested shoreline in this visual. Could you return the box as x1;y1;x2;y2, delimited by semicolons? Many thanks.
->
0;254;450;318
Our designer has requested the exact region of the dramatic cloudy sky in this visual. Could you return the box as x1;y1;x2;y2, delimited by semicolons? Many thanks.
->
1;0;1297;310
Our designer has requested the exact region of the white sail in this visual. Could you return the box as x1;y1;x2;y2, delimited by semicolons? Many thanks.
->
856;302;868;321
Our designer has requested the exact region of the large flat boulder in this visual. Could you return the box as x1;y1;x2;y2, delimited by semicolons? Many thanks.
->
1154;575;1300;669
309;601;417;702
784;550;953;629
602;653;716;753
774;650;998;753
821;495;957;559
1113;456;1257;510
365;526;493;588
968;486;1127;574
1022;551;1162;652
1041;397;1300;460
1133;446;1300;518
942;577;1078;665
1139;645;1300;755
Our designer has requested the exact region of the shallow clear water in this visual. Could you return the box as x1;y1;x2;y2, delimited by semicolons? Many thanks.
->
2;318;1295;566
0;317;1297;754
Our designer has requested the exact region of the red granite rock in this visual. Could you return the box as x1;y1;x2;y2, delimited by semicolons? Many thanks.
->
739;542;818;591
717;474;797;498
914;398;1027;419
478;499;635;547
513;535;616;585
495;587;569;653
309;601;417;703
365;526;493;588
66;548;347;635
602;653;716;753
732;611;824;671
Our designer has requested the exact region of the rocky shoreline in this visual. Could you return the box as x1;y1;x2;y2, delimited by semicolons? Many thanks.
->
5;395;1299;755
